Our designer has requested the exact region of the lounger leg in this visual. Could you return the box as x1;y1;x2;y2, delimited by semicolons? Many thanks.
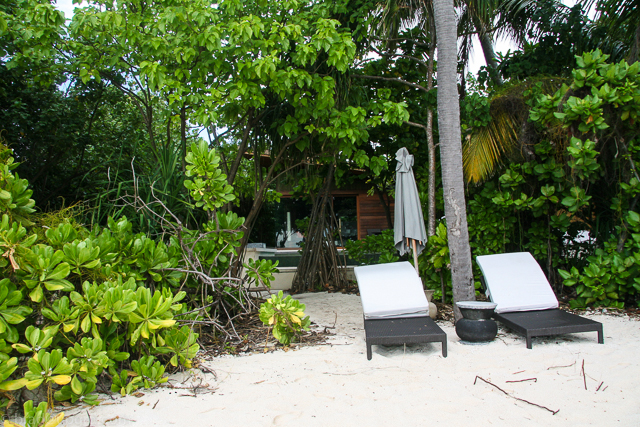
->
597;327;604;344
526;334;532;349
441;340;447;358
367;342;372;361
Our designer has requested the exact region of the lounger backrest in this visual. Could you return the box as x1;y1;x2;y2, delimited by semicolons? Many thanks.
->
354;261;429;319
476;252;559;313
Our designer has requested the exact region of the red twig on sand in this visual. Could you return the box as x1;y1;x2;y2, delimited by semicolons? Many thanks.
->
596;382;604;391
547;362;576;370
512;370;525;374
474;376;559;415
581;360;587;390
506;378;537;383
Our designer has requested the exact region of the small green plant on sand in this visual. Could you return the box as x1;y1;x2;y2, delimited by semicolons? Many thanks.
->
259;291;310;346
4;401;64;427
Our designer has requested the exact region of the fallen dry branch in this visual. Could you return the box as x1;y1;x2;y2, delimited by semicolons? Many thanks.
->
506;378;537;383
547;362;576;370
581;359;587;390
474;376;559;415
105;415;136;424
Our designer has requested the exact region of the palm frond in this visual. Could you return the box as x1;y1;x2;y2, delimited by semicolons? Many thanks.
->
463;77;565;183
463;107;519;183
594;0;640;62
497;0;570;44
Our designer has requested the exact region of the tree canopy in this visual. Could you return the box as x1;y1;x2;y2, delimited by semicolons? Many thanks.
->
2;0;640;310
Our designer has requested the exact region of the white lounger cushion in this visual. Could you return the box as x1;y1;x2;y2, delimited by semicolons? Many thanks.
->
354;262;429;319
476;252;559;314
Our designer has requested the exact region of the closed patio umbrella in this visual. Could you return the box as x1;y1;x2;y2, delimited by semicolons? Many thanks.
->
394;147;427;274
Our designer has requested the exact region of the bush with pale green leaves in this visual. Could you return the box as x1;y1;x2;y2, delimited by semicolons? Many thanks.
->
259;291;310;346
0;143;278;419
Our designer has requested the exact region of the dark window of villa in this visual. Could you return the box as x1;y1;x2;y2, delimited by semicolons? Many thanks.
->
333;196;357;245
249;195;359;248
274;197;311;248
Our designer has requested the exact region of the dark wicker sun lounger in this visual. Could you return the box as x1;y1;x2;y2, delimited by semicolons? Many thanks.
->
363;316;447;360
354;262;447;360
494;309;603;349
477;252;604;349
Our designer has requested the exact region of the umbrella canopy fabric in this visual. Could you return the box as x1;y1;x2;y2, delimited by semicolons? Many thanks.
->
394;147;427;256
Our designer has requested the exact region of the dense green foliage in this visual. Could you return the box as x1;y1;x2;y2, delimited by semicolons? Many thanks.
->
344;229;399;265
467;50;640;308
0;0;638;360
0;143;280;417
498;1;599;80
0;0;411;268
350;49;640;310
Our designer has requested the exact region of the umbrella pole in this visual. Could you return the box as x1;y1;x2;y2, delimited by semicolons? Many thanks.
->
412;239;419;275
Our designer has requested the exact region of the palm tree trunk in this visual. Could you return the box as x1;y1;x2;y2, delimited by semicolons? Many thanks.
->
629;23;640;63
471;14;504;86
433;0;476;321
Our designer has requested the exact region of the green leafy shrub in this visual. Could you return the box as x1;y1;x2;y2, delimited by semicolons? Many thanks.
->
419;222;452;303
109;368;142;397
24;349;73;391
54;375;100;405
344;229;398;265
259;291;310;346
184;140;236;214
0;146;36;226
0;278;32;343
559;210;640;308
466;50;640;308
156;325;199;368
0;144;284;418
5;400;64;427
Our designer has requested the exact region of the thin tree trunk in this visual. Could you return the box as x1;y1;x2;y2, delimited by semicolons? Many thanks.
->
223;110;255;213
180;105;187;172
227;109;254;187
426;124;436;238
232;174;270;275
292;164;347;293
145;103;156;156
471;15;504;86
426;15;437;238
231;135;308;275
433;0;476;321
629;23;640;64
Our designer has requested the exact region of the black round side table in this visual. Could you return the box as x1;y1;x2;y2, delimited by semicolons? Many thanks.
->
455;301;498;342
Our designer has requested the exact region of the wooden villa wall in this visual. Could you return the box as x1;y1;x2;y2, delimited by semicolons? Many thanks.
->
357;193;394;239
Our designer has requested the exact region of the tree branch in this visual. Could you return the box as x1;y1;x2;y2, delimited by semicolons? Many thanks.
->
353;74;429;93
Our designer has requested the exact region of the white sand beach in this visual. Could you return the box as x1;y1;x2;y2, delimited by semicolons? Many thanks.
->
56;292;639;426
